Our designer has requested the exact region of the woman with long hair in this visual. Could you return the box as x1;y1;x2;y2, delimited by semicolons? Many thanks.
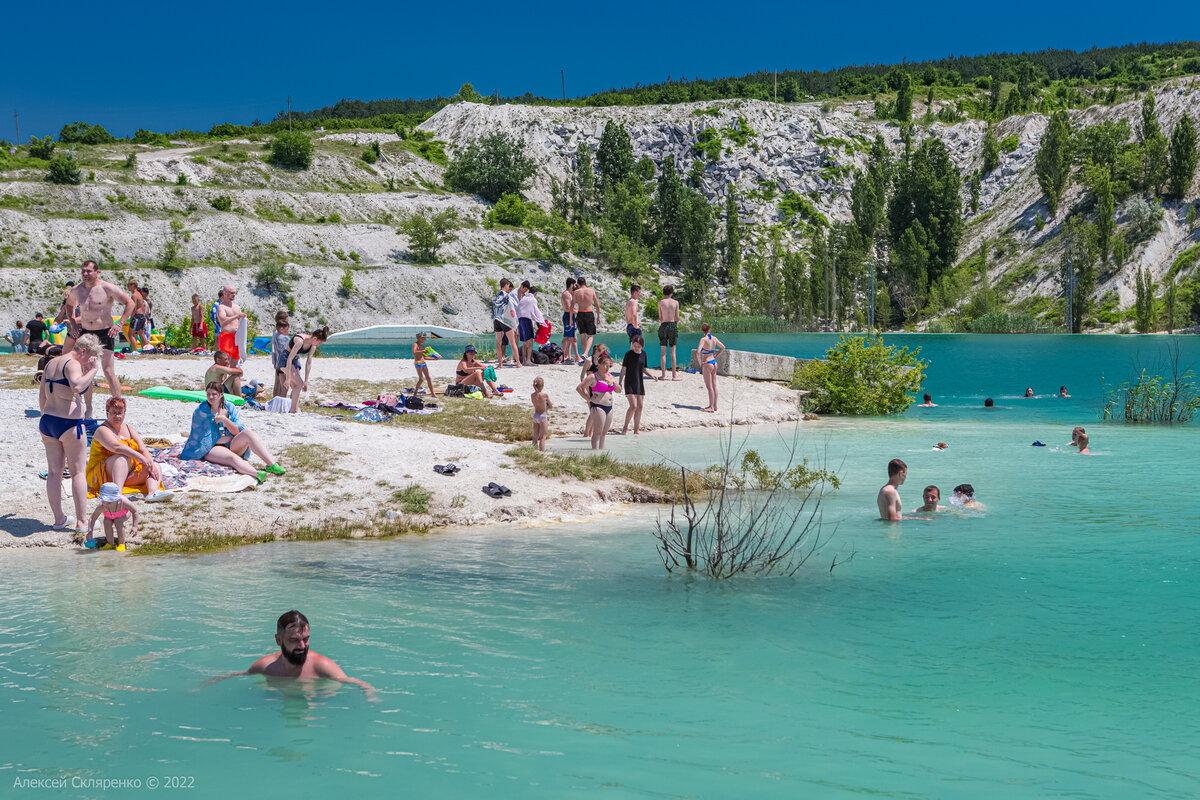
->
38;334;102;533
577;354;619;450
697;323;725;413
181;383;285;482
285;326;330;413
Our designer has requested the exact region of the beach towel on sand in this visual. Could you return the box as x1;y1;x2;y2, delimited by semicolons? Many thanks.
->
149;443;256;493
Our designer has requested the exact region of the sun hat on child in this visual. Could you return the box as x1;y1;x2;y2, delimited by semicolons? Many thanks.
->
99;482;121;502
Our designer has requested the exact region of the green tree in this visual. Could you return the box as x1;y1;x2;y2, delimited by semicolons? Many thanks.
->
1093;172;1116;264
398;209;459;263
679;188;716;299
444;132;535;202
724;185;741;283
489;193;528;226
455;83;485;103
269;131;314;169
596;121;634;194
1167;115;1198;199
27;135;55;160
45;154;82;185
1036;111;1074;218
1061;217;1098;333
887;137;962;300
1134;267;1155;333
571;142;596;222
791;335;926;415
887;69;913;122
58;121;115;144
782;249;809;324
981;125;1000;173
653;159;685;267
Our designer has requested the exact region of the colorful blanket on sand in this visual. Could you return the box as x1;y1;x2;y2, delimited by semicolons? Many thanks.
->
149;443;255;493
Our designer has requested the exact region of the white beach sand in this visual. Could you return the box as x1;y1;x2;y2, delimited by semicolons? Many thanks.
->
0;353;804;549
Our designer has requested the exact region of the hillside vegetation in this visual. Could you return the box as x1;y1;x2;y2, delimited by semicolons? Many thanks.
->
1;43;1199;334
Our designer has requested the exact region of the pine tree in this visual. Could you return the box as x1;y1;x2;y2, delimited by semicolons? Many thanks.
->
1134;267;1154;333
679;188;716;298
1166;279;1177;333
1167;115;1198;199
981;125;1000;173
572;142;596;223
809;229;829;323
1061;217;1098;333
1036;111;1074;218
988;76;1003;117
653;160;685;267
1096;179;1116;264
1139;92;1161;142
887;69;913;123
724;186;741;284
887;137;962;296
596;121;634;195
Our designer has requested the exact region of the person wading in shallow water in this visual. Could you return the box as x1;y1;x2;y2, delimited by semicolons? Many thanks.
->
211;610;377;701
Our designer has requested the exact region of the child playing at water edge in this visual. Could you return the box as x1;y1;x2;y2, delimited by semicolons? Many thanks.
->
531;377;552;451
412;333;437;397
86;482;139;551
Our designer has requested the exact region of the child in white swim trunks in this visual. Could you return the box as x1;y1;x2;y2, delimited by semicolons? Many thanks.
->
530;376;552;452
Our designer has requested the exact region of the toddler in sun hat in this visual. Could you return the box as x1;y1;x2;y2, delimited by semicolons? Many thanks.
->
85;482;139;552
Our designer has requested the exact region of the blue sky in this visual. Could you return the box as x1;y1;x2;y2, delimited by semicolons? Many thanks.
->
3;1;1197;138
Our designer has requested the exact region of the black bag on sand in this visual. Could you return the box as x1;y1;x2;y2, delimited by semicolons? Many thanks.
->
531;350;550;365
405;395;425;410
444;384;465;397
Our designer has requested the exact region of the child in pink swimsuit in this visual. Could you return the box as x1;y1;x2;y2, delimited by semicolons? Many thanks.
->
85;482;139;551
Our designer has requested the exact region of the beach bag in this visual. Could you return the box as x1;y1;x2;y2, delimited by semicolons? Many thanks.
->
531;350;549;365
444;384;466;397
534;321;552;345
539;343;563;363
404;395;425;410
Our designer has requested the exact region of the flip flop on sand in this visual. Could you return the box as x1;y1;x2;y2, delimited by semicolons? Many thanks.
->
433;464;460;476
481;482;512;498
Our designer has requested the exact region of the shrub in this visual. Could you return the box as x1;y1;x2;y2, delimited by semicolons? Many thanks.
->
207;195;232;212
1102;364;1200;423
132;129;171;146
175;173;188;185
778;191;828;227
966;310;1053;333
160;218;190;270
269;132;314;170
444;131;535;201
59;121;115;145
391;484;432;515
46;155;82;185
999;134;1021;152
694;127;723;161
254;262;299;295
488;192;528;226
398;209;459;263
361;141;381;164
338;268;354;298
28;136;55;160
791;335;926;415
1033;213;1045;231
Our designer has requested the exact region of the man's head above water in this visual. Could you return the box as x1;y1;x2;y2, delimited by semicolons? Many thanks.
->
275;610;310;666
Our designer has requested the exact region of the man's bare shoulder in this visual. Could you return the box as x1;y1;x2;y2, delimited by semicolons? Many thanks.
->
247;653;279;674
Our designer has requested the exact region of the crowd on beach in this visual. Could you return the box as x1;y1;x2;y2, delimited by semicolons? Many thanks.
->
19;259;736;548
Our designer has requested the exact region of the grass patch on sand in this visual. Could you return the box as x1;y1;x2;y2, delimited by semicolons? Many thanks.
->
133;514;427;556
506;446;706;501
280;443;345;473
391;483;432;514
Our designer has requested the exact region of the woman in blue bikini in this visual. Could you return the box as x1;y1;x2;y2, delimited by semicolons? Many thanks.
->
697;323;725;413
38;334;102;534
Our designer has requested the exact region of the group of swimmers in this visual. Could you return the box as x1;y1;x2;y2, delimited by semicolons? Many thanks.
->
877;458;986;521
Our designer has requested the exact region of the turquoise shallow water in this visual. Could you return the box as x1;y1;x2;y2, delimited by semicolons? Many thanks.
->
2;336;1200;798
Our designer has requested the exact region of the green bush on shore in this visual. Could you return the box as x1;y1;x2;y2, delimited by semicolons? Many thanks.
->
791;334;926;415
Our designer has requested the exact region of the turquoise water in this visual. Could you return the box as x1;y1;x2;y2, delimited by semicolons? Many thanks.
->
325;333;1200;424
2;336;1199;798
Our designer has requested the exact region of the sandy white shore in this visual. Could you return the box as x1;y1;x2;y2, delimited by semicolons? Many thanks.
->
0;353;803;549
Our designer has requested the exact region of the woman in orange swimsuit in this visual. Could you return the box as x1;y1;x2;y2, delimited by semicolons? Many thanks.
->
86;396;171;501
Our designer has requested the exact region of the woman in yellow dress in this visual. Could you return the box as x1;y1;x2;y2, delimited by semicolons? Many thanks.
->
86;396;172;501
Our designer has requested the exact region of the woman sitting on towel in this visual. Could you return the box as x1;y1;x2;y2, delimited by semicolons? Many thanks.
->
181;383;286;484
454;345;497;398
86;396;171;501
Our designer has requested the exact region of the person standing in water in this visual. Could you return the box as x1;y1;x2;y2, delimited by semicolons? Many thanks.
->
1075;431;1091;455
1024;387;1034;398
918;393;937;407
877;458;907;521
1059;385;1070;398
916;485;944;513
657;284;680;381
697;323;725;413
64;260;134;418
214;610;377;701
560;277;578;363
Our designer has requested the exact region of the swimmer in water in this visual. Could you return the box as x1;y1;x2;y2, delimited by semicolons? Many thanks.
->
917;485;944;513
1075;431;1091;455
951;483;986;511
1059;385;1070;398
211;610;378;701
1024;387;1034;397
932;442;948;451
1069;426;1085;446
876;458;907;521
984;397;995;408
918;393;937;407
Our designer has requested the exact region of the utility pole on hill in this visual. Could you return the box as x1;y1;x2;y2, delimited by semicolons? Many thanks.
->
561;69;566;101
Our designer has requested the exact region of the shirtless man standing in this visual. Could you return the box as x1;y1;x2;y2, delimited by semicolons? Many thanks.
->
572;277;599;363
560;277;578;362
216;285;247;364
213;610;377;701
624;285;642;342
125;280;148;349
657;284;680;381
65;260;133;417
877;458;907;521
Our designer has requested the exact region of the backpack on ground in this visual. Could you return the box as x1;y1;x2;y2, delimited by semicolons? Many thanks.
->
404;395;425;410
